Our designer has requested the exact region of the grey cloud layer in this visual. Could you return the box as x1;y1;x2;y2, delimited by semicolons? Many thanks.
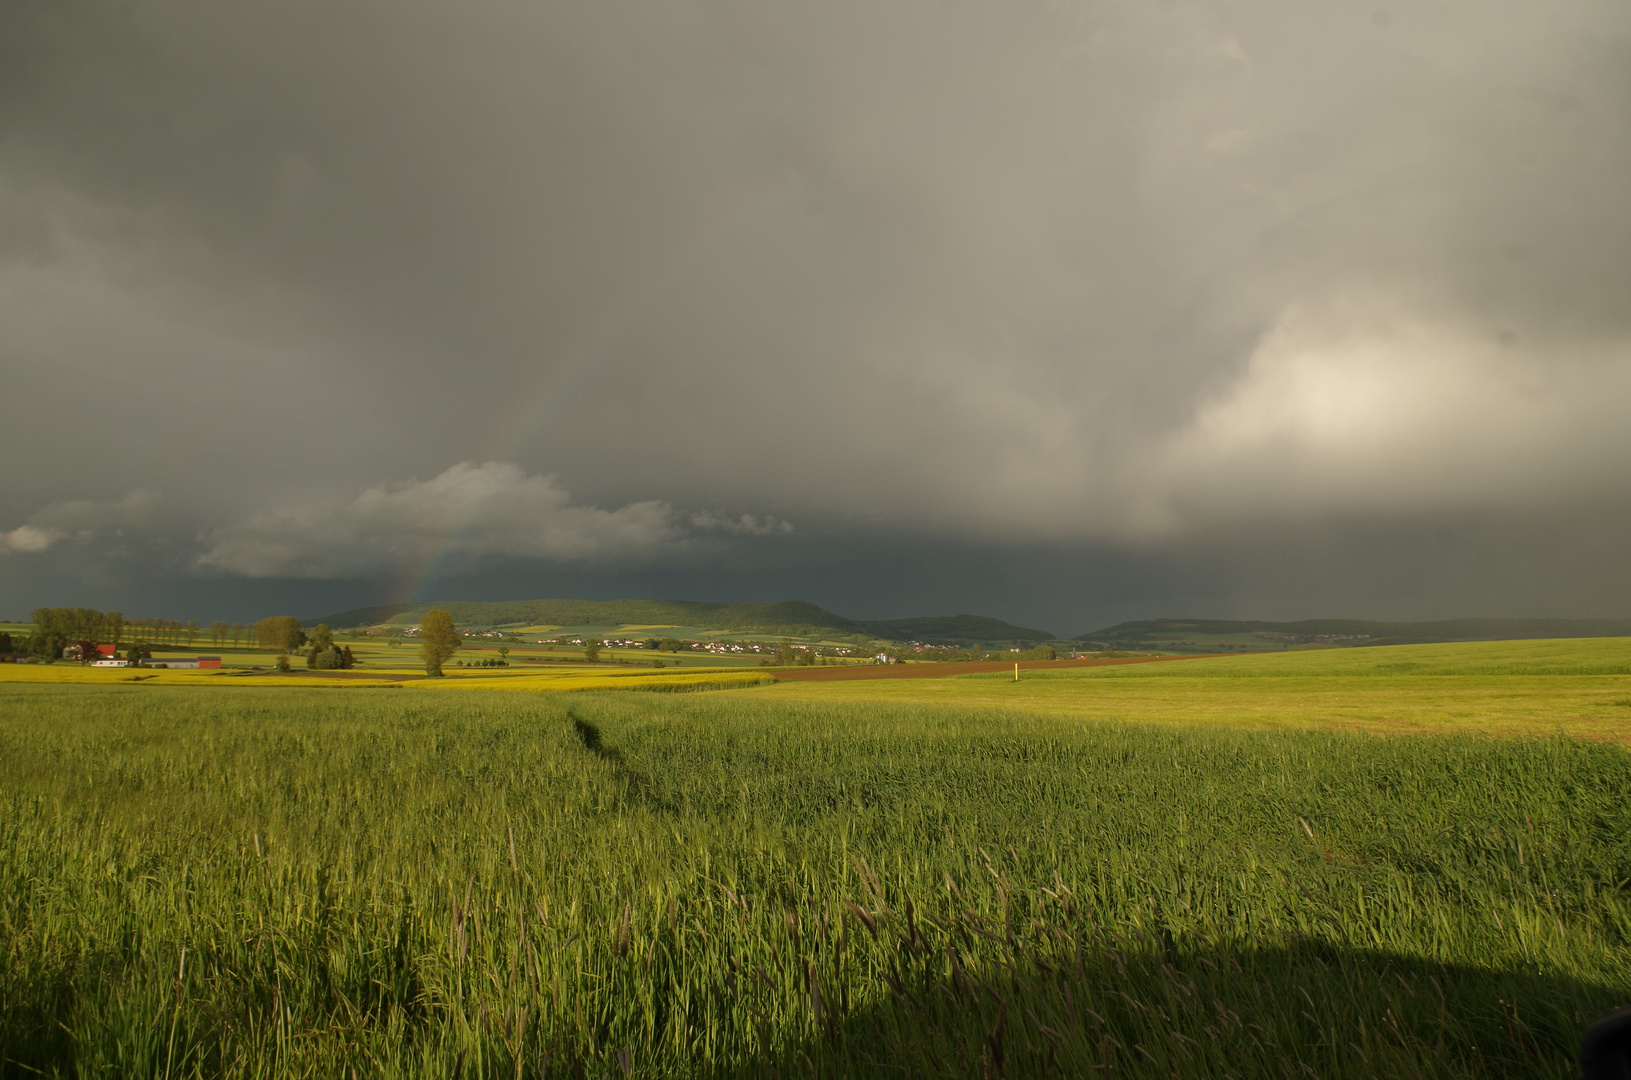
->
1;490;158;553
5;464;791;580
2;0;1629;608
195;462;791;578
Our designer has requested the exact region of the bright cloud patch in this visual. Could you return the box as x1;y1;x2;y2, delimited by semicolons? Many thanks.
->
2;525;61;553
1;490;159;554
196;462;789;578
1150;303;1631;528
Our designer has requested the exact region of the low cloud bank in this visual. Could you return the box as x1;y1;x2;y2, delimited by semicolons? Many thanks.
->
194;462;790;578
1;490;159;554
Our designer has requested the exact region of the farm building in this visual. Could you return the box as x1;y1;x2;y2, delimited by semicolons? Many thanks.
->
138;656;222;669
90;659;131;668
66;642;123;662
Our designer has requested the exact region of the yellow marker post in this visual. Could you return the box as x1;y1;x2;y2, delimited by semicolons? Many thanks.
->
1014;662;1020;682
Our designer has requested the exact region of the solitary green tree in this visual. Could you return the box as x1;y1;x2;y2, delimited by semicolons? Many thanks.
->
256;616;305;654
584;640;603;662
419;610;460;677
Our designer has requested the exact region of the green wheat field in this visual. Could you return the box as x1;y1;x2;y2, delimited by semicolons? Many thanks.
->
4;641;1631;1077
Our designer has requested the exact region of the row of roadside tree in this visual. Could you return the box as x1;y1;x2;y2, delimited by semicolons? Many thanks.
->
9;608;310;657
1;608;362;663
6;607;465;678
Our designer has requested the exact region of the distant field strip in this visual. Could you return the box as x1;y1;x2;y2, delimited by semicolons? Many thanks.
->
412;669;772;692
769;654;1204;680
761;637;1631;742
1077;636;1631;677
0;664;770;693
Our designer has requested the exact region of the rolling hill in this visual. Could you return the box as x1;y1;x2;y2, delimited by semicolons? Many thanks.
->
1077;616;1631;648
862;614;1053;643
307;599;1055;644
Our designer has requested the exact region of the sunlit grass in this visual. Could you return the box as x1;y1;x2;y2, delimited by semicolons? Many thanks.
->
761;638;1631;742
1;680;1628;1077
410;669;773;692
1054;636;1631;678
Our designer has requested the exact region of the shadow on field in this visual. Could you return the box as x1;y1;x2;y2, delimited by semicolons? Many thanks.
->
718;936;1626;1080
5;929;1624;1078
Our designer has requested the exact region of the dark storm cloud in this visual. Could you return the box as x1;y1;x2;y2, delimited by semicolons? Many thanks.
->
2;0;1630;621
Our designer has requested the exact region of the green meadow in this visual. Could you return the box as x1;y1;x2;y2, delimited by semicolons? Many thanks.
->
763;637;1631;742
2;640;1630;1077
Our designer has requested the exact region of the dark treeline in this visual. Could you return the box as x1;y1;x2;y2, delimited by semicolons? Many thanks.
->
310;597;1055;644
6;609;265;661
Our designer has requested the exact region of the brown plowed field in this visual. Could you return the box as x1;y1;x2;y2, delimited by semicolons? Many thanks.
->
768;654;1218;681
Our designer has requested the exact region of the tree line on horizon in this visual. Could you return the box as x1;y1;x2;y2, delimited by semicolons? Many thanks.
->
248;612;459;676
4;608;376;664
4;608;264;661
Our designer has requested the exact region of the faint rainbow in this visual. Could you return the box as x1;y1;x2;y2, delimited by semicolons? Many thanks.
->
384;221;707;613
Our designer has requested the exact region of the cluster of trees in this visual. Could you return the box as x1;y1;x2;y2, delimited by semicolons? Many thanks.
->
7;608;226;661
12;608;465;673
642;637;691;653
15;609;294;661
303;624;356;670
247;618;361;669
11;607;130;659
32;607;124;643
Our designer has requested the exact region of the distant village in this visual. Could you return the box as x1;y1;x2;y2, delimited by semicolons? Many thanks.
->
4;605;1080;671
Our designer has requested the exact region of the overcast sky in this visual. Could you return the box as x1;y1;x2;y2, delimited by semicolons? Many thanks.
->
3;0;1630;635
